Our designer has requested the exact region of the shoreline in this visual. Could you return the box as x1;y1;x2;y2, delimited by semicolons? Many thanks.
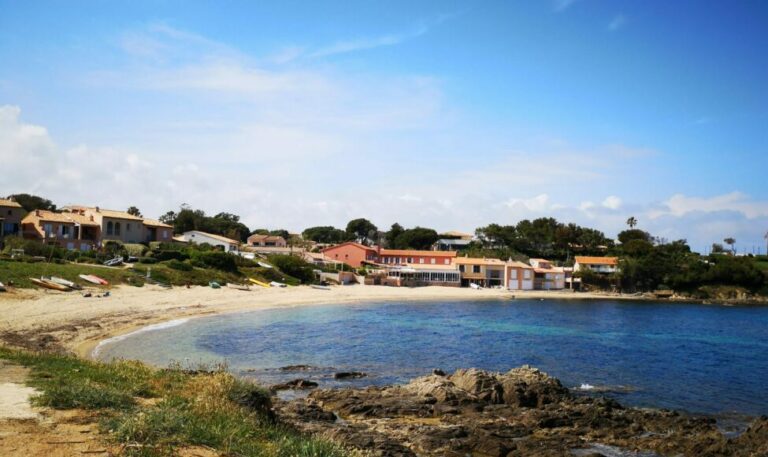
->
0;284;758;360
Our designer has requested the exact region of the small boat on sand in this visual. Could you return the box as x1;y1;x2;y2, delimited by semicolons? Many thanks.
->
48;276;81;290
30;278;71;291
269;281;287;288
227;283;250;291
0;282;6;292
311;284;331;291
79;274;109;285
248;278;271;288
209;281;221;289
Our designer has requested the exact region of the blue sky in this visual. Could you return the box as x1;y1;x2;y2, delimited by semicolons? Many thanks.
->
1;0;767;252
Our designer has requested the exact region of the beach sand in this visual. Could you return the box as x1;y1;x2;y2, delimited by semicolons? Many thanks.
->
0;284;633;358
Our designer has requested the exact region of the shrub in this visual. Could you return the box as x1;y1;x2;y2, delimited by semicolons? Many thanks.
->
268;255;316;284
166;259;193;271
190;251;238;273
153;250;189;262
138;257;158;264
123;243;148;257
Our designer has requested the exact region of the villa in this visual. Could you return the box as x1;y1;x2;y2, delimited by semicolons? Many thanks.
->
21;209;100;251
574;256;619;275
0;198;22;241
247;234;287;248
529;258;566;290
455;257;507;287
63;206;146;244
176;231;240;251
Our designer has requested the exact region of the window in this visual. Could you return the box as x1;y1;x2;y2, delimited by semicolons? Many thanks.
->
107;221;113;235
43;223;53;237
61;225;70;238
114;222;121;236
444;259;449;265
459;265;465;273
510;269;518;280
407;257;413;263
419;258;424;264
126;223;131;232
6;210;10;215
524;270;532;279
473;265;481;273
430;258;436;264
163;230;168;239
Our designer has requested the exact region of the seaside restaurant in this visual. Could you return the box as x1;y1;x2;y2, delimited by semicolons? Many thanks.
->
386;265;461;287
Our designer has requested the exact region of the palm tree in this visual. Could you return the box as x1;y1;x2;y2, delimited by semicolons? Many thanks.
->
724;237;736;254
626;217;638;229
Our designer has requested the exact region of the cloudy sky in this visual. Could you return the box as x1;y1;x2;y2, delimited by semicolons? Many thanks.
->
1;1;767;253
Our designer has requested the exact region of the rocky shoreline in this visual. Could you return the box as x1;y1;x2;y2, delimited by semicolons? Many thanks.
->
274;366;768;457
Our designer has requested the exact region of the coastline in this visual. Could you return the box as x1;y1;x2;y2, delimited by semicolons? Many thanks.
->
0;284;654;359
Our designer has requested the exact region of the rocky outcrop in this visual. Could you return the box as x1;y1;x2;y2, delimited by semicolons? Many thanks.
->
275;366;768;457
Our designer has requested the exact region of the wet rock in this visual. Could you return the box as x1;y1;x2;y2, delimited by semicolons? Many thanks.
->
432;368;446;376
334;371;367;379
271;379;318;390
279;364;317;372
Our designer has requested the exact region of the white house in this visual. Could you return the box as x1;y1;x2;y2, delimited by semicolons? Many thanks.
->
574;256;619;275
529;258;566;290
177;231;239;252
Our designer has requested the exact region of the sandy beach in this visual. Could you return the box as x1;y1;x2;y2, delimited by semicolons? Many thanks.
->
0;284;634;359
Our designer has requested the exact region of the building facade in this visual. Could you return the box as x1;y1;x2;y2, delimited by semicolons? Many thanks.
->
21;210;99;251
0;198;22;241
177;230;240;251
247;234;287;248
574;256;619;274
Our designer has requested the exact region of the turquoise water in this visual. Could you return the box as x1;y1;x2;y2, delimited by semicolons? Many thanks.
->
97;299;768;418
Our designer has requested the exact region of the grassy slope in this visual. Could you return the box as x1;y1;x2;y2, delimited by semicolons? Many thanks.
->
0;347;347;457
0;260;279;289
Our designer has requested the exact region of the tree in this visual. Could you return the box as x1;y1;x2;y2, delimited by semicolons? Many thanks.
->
384;223;405;248
724;237;736;254
302;226;348;244
626;217;638;228
617;229;651;244
7;193;56;213
711;243;725;254
345;218;378;245
127;206;142;217
392;227;439;250
159;211;177;225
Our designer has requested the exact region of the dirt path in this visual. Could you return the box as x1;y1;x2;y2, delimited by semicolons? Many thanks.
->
0;360;108;457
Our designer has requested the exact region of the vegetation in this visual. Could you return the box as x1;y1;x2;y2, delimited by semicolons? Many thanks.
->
385;225;439;250
6;193;57;213
302;226;350;244
0;347;347;457
160;206;251;242
345;218;378;245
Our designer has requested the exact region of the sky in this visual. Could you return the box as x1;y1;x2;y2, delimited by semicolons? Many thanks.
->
1;0;767;253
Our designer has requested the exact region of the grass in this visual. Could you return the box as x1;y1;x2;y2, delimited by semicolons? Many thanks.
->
0;346;349;457
0;259;281;289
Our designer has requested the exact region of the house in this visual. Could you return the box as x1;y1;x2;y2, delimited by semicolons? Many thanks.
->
177;230;240;251
21;209;99;251
0;198;23;241
378;249;457;266
142;218;173;243
247;234;287;248
321;242;378;267
506;261;535;290
574;256;619;275
63;206;146;244
432;238;472;251
455;257;507;287
529;258;565;290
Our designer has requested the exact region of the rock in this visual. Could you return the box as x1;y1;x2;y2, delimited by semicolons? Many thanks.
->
279;364;317;371
334;371;367;379
432;368;446;376
449;368;504;403
271;379;319;390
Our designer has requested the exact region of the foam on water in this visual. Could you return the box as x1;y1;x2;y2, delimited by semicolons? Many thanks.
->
92;318;191;358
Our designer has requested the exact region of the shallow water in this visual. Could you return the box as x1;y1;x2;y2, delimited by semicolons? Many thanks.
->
97;299;768;417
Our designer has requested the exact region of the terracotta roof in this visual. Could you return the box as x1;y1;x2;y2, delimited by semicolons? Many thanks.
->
142;218;172;228
0;199;22;208
184;231;239;245
65;213;100;227
321;241;375;252
248;234;285;242
22;210;74;224
65;205;144;221
454;257;506;265
534;267;565;274
575;256;618;266
380;249;457;257
507;261;534;269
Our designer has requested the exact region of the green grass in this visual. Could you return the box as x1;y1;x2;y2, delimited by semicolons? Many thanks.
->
751;256;768;272
0;347;349;457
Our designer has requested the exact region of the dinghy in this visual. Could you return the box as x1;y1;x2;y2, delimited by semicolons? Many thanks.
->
311;284;331;290
0;281;6;292
30;278;70;291
79;274;103;285
48;276;80;289
269;281;287;288
248;278;271;288
209;281;221;289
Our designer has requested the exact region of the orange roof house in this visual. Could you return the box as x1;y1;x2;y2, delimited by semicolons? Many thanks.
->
574;256;619;274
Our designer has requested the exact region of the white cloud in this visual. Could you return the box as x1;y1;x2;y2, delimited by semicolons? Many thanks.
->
608;14;626;31
310;25;429;58
554;0;580;12
602;195;622;210
650;192;768;220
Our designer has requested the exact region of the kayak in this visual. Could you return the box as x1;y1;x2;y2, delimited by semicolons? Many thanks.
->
227;283;250;291
248;278;271;288
30;278;70;291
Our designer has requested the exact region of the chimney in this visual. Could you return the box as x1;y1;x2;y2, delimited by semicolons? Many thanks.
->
35;210;40;216
90;215;94;221
95;206;100;212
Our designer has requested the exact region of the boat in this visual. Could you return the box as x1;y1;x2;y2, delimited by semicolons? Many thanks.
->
311;284;331;290
470;283;482;290
48;276;81;289
209;281;221;289
269;281;287;288
258;262;273;269
227;283;250;291
30;278;71;291
104;257;123;267
79;274;104;285
248;278;271;288
0;282;6;292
